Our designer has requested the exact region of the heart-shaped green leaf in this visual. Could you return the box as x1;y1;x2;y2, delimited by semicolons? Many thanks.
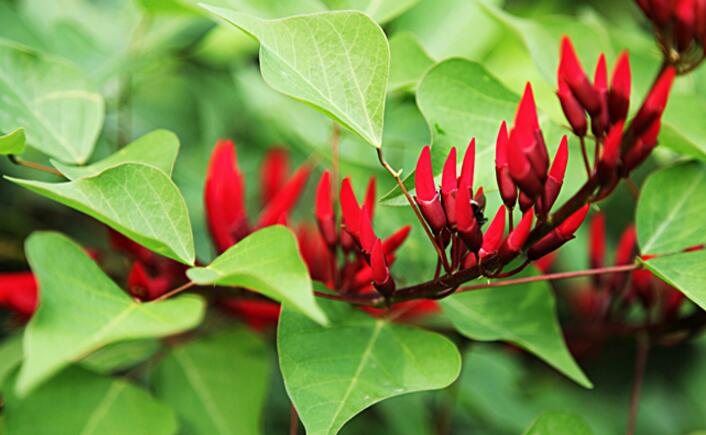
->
320;0;419;24
524;411;593;435
202;5;389;148
388;32;434;92
637;161;706;255
151;329;272;435
0;127;26;155
6;367;178;435
17;232;205;396
7;163;195;265
0;40;104;164
641;251;706;310
441;277;591;388
187;225;327;326
278;298;461;435
52;130;180;180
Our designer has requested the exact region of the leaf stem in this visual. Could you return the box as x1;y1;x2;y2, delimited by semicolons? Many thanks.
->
375;148;451;273
154;281;196;302
7;155;63;177
290;405;299;435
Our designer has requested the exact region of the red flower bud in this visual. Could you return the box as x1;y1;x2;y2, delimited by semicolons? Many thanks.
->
518;191;535;213
675;0;696;51
371;238;395;296
623;120;661;174
382;226;411;254
260;148;289;205
0;272;37;317
205;140;249;252
128;261;171;301
315;171;337;247
359;205;377;254
609;52;631;124
363;177;376;220
528;204;589;260
615;225;637;266
441;147;458;227
456;182;483;253
340;177;362;238
495;121;518;208
459;138;476;191
591;54;609;137
509;85;546;197
589;213;606;269
542;136;568;213
257;164;311;228
415;146;447;233
479;206;506;260
499;209;534;259
558;80;588;136
630;66;676;138
559;37;602;115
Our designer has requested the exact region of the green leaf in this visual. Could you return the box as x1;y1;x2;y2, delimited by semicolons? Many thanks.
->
152;328;272;435
441;276;591;388
320;0;419;24
641;250;706;310
278;298;461;435
524;411;593;435
17;232;205;396
0;40;104;164
7;163;195;265
52;130;180;180
202;5;390;148
5;367;178;435
80;340;162;374
187;225;327;326
660;95;706;161
637;161;706;254
0;334;23;390
388;32;434;92
0;127;26;155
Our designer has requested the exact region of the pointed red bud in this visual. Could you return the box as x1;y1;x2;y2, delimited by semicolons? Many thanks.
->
528;204;589;260
456;183;482;253
559;37;602;115
371;238;395;296
557;204;590;239
359;205;377;254
382;226;411;255
415;146;437;202
543;136;568;213
609;52;631;123
589;213;606;269
340;177;361;237
558;80;588;136
615;225;637;266
500;209;534;259
598;121;624;183
623;120;661;174
630;66;676;138
441;147;458;227
257;164;311;228
594;54;608;93
315;171;337;247
675;0;696;51
459;138;476;191
363;177;376;220
260;148;289;205
495;122;518;208
514;83;540;133
591;54;609;137
479;206;506;260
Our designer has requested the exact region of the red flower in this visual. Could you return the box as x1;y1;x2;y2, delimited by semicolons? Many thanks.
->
0;272;38;318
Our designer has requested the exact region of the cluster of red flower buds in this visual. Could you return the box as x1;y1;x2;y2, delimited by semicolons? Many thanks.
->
557;37;676;195
636;0;706;71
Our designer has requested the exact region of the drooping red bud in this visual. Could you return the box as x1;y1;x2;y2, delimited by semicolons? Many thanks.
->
609;52;631;123
559;37;602;115
260;148;289;205
589;213;606;269
359;205;377;254
371;238;395;296
382;226;411;254
315;171;337;247
415;146;447;233
340;177;361;238
257;165;311;228
557;204;590;239
528;204;589;260
459;138;476;191
363;177;376;220
591;54;609;137
598;121;624;184
456;182;482;253
558;80;588;136
623;120;661;174
495;121;518;208
441;147;458;227
479;206;506;260
499;209;534;260
542;136;569;214
205;139;249;252
630;66;676;138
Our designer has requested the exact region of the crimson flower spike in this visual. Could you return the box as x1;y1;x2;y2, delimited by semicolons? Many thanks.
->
558;80;588;137
559;37;602;115
479;206;506;260
205;139;248;253
630;66;676;138
592;54;609;137
340;177;362;241
508;86;545;199
260;148;289;205
371;238;395;297
495;122;518;208
528;204;590;260
415;146;447;234
456;182;483;253
441;147;458;227
589;212;606;270
358;205;377;254
315;171;337;248
597;121;624;185
609;52;631;124
499;209;534;260
541;136;568;215
257;164;311;228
